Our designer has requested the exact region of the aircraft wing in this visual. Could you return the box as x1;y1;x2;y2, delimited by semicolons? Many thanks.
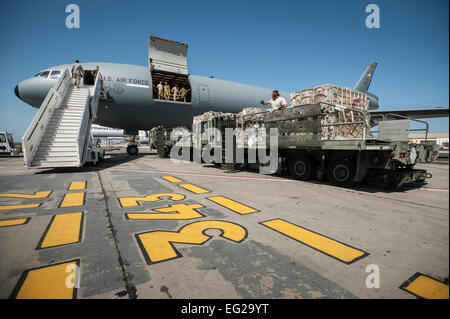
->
369;107;449;120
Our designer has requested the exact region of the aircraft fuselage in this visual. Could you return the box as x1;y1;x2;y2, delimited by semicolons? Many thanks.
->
16;62;284;131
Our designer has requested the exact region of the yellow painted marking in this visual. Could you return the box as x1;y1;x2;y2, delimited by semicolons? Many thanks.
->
0;203;40;211
0;191;51;199
127;203;204;220
12;261;78;299
261;219;367;264
119;193;185;207
60;193;85;208
402;274;449;299
178;183;210;194
207;196;258;215
68;181;86;190
136;220;247;264
39;212;83;249
0;218;29;227
161;176;182;183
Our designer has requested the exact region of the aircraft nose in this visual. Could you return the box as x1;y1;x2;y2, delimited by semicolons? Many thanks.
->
14;85;21;99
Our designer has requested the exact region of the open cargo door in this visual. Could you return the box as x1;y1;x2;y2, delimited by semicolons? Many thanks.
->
149;36;192;103
149;36;188;75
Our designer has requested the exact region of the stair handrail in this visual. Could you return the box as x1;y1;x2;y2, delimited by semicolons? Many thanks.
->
22;69;71;167
90;71;102;120
76;93;91;166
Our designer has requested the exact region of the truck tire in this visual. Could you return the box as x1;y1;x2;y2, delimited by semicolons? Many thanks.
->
327;160;355;187
289;156;315;180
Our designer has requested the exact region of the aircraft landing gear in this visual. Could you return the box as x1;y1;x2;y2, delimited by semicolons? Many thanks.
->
125;130;140;156
126;144;139;155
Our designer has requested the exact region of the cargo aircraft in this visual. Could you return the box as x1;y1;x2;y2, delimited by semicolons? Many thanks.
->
14;36;448;154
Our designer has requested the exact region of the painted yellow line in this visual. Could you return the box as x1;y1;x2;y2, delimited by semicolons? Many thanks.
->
38;212;83;249
119;193;185;207
0;191;51;199
136;220;248;264
11;260;79;299
178;183;210;194
126;203;205;220
207;196;258;215
401;273;449;299
261;219;368;264
0;218;30;227
68;181;86;191
60;193;85;208
161;176;182;183
0;203;41;211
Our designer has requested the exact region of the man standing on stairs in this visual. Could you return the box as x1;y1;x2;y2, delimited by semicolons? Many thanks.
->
71;60;84;88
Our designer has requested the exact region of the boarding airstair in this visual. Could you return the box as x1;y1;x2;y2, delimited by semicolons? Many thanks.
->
22;69;104;168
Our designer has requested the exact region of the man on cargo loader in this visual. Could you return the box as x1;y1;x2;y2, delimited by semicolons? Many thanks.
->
71;60;84;88
260;90;288;111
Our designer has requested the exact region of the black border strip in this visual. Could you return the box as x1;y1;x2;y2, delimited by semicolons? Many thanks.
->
58;192;86;208
399;272;449;299
9;259;80;299
118;193;186;208
259;218;369;265
0;217;31;227
67;181;87;191
134;220;248;265
178;183;211;194
125;203;206;220
206;195;260;215
36;212;84;250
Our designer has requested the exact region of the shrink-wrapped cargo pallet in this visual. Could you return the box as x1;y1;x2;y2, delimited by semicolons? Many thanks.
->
236;107;267;129
290;84;370;140
193;111;234;124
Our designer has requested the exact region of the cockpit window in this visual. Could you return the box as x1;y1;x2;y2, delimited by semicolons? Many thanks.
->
39;71;50;79
33;72;41;77
49;70;61;79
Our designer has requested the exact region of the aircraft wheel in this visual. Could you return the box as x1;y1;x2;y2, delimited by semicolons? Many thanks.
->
127;144;139;155
289;156;315;180
327;159;355;187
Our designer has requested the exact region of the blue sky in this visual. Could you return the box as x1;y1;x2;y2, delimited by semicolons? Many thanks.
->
0;0;448;138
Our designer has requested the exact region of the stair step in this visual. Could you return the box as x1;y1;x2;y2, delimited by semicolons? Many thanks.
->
35;151;79;157
51;119;81;123
33;155;79;162
39;142;78;148
51;115;83;119
43;133;78;139
31;160;80;168
38;146;77;152
41;138;77;143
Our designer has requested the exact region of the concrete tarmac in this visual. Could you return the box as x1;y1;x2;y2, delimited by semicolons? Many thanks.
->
0;150;448;299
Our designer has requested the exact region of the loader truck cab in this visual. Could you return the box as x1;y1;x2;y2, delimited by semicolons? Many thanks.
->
0;132;17;156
